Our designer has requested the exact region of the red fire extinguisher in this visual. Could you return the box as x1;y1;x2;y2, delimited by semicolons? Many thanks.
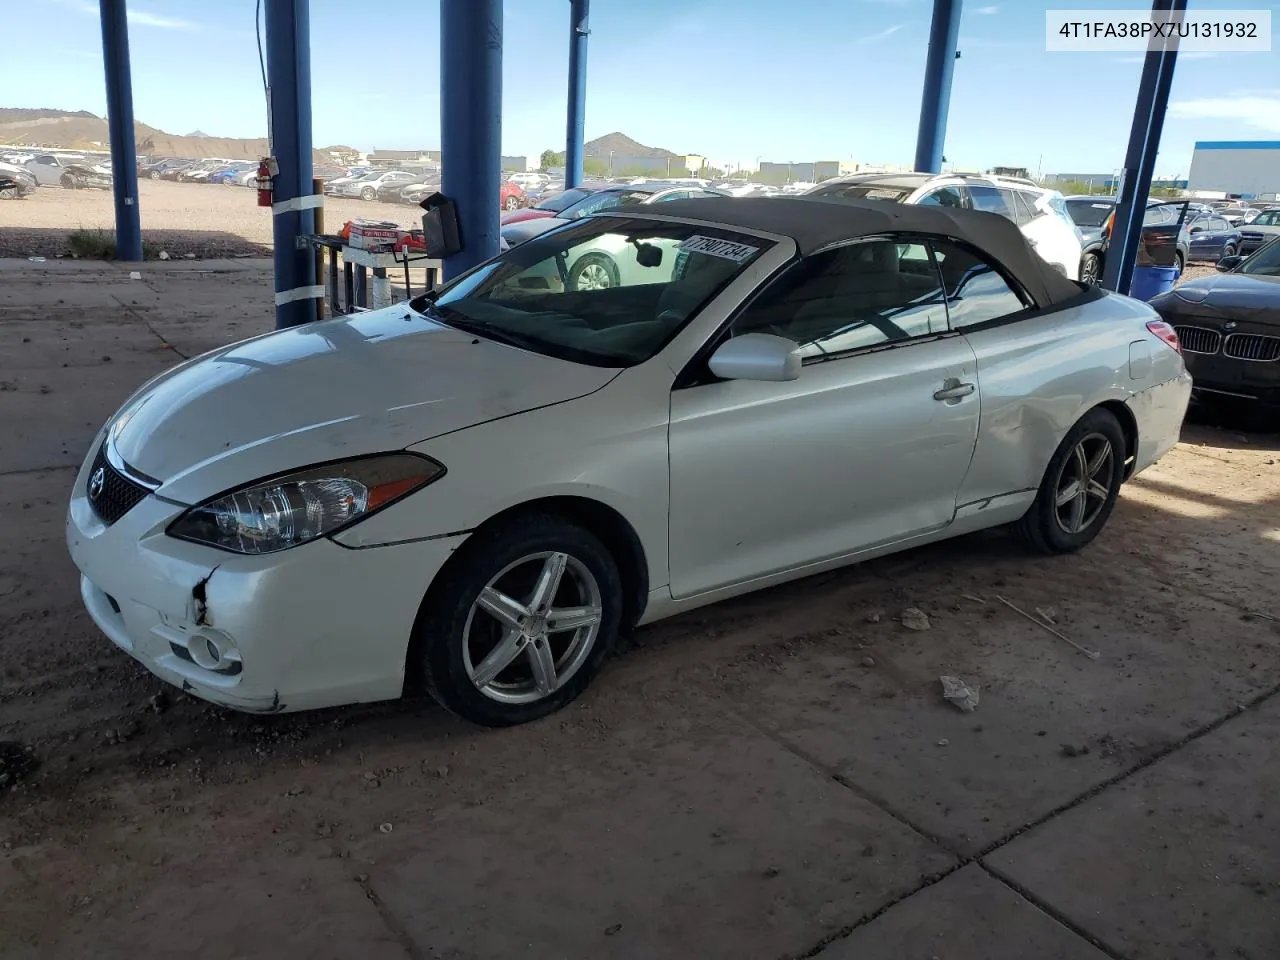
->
255;157;278;208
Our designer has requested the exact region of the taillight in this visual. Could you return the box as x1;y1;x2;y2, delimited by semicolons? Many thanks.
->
1147;319;1181;354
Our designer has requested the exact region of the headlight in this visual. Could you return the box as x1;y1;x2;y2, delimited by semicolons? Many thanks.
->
167;453;444;555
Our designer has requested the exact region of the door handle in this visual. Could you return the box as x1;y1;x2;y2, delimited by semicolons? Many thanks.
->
933;382;975;402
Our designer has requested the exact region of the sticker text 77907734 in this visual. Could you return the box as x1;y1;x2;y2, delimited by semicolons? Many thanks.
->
676;235;760;262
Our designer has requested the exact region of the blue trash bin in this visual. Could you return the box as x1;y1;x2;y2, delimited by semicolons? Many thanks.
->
1129;265;1179;301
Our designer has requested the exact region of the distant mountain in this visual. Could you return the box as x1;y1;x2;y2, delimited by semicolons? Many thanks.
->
184;129;211;138
0;107;331;164
0;107;99;124
584;131;678;159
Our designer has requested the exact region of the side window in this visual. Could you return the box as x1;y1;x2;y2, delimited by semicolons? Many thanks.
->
931;240;1030;328
1001;189;1031;226
35;155;56;165
733;240;948;359
968;186;1015;220
1210;217;1230;231
1013;191;1041;225
917;185;965;209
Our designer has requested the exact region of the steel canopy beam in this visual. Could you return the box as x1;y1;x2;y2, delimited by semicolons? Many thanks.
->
264;0;317;328
1102;0;1185;296
98;0;143;261
914;0;963;174
564;0;590;189
441;0;503;277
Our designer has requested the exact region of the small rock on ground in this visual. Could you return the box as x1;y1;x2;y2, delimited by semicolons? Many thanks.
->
900;607;931;631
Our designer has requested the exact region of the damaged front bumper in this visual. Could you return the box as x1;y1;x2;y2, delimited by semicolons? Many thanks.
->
65;456;469;713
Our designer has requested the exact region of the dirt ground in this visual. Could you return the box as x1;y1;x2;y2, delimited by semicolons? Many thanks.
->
0;180;434;258
1;259;1279;959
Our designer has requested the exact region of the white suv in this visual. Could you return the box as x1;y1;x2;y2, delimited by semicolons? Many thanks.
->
806;173;1085;281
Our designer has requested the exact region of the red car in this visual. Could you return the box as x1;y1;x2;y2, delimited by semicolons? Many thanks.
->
500;186;599;225
500;181;524;211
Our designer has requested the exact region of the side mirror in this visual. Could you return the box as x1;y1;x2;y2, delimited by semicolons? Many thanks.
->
708;334;801;382
1217;255;1243;272
1189;226;1203;234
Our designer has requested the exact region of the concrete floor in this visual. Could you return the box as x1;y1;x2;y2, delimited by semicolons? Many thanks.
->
1;259;1278;959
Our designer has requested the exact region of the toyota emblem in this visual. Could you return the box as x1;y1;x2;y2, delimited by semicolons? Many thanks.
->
88;466;105;501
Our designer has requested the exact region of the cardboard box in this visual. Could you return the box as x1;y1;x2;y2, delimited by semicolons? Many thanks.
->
347;220;404;251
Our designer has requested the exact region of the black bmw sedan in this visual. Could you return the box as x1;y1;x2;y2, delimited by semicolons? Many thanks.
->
1149;238;1280;413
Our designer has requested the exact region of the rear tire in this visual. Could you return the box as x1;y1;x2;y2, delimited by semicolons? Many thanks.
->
1014;408;1126;555
413;514;623;727
1174;251;1185;275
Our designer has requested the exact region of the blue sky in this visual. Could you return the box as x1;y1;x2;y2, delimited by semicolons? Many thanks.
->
3;0;1278;177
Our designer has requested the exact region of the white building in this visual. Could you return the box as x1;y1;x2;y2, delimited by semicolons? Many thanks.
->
1188;141;1280;200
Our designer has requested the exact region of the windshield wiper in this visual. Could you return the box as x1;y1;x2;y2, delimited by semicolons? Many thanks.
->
429;309;553;353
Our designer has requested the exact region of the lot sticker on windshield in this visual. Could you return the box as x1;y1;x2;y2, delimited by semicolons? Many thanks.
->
677;235;759;262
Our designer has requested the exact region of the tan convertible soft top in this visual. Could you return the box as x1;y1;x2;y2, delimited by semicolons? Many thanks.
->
633;196;1089;310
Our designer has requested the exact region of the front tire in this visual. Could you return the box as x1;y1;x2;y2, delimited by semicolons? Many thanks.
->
1174;251;1185;275
1222;242;1237;260
1014;409;1126;554
503;195;519;211
414;514;623;727
1080;252;1102;286
360;186;377;201
567;253;620;292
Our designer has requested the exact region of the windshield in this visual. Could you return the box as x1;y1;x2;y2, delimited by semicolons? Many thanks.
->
810;183;915;203
558;189;656;220
1239;238;1280;277
1252;211;1280;226
1065;198;1114;227
421;216;773;366
537;188;594;213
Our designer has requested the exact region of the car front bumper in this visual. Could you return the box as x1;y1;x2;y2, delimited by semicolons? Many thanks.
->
66;465;469;713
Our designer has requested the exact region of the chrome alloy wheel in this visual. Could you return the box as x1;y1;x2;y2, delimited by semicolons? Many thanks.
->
462;551;603;704
1054;432;1114;534
575;262;613;291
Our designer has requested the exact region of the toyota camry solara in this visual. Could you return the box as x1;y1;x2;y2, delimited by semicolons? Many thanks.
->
67;197;1191;726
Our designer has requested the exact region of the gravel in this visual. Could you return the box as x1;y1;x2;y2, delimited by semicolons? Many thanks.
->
0;179;433;259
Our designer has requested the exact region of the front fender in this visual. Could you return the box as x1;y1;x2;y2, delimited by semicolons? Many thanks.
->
330;365;675;590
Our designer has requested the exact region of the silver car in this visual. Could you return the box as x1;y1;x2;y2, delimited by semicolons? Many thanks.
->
66;197;1190;727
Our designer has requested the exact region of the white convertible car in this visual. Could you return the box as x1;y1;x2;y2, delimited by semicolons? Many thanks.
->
67;198;1191;726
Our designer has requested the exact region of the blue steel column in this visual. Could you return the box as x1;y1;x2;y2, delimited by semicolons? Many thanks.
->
99;0;142;261
914;0;963;173
441;0;503;278
564;0;590;189
264;0;316;328
1102;0;1185;295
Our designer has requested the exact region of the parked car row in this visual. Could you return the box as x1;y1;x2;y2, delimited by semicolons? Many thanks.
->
1060;195;1280;281
9;152;115;190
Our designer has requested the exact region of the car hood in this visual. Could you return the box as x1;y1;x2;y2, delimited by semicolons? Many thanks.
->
1168;272;1280;312
501;208;556;226
1241;224;1280;235
108;304;620;504
501;216;567;246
